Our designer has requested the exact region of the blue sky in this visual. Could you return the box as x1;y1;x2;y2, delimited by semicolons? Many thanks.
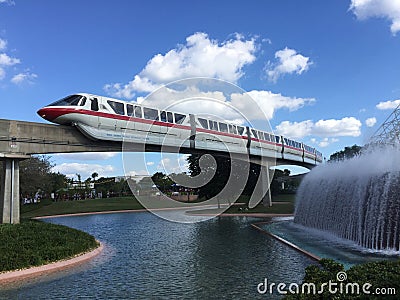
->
1;0;400;179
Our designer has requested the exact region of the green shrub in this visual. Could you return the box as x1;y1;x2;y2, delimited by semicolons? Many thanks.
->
0;220;98;272
284;259;400;299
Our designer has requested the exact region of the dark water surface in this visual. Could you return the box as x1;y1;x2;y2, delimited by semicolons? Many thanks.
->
0;212;315;299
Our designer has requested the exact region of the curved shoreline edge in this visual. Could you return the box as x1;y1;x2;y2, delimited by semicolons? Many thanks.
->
0;241;103;283
251;222;321;261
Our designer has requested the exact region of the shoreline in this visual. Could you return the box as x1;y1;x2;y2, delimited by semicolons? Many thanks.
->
32;203;265;219
0;242;103;283
251;222;321;261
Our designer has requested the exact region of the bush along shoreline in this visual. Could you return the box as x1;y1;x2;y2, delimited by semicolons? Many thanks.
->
283;258;400;299
0;220;98;273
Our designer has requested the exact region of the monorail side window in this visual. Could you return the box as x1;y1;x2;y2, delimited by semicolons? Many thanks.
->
107;100;125;115
258;131;265;140
91;98;99;111
159;111;167;122
228;124;237;134
134;106;142;118
210;120;218;131
264;133;271;142
143;107;159;120
127;104;134;116
79;97;87;106
219;122;228;133
167;112;173;123
174;113;186;124
275;136;281;143
198;118;209;129
237;126;244;135
251;129;258;139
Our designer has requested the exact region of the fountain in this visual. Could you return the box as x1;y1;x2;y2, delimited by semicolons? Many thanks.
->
294;146;400;252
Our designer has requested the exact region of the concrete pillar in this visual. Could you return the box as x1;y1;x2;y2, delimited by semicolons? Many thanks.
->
248;162;273;208
0;154;29;224
260;165;272;207
0;159;20;223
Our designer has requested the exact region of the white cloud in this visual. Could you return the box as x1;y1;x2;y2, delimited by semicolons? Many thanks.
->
275;120;314;138
157;154;189;174
11;71;37;85
266;47;312;82
310;137;340;148
376;99;400;110
0;39;6;51
0;53;20;66
0;0;15;5
135;85;314;123
233;90;315;120
54;152;117;160
0;53;20;80
104;32;257;99
146;161;155;166
275;117;362;138
365;117;377;127
350;0;400;35
52;163;115;179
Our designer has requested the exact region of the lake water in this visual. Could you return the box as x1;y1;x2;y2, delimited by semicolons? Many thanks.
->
0;212;315;299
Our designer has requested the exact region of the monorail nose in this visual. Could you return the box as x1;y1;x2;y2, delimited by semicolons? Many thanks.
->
37;107;56;122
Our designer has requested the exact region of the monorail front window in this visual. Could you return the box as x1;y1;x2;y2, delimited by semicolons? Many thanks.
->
107;100;125;115
48;95;83;107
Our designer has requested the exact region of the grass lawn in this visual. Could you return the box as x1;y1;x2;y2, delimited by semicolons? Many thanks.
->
0;220;98;273
20;193;297;219
20;197;145;219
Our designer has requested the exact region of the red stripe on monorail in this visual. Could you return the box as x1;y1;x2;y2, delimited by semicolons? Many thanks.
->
40;107;191;130
196;127;248;140
250;137;281;147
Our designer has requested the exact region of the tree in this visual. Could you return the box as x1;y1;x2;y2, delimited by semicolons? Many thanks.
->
329;144;362;162
18;155;68;196
151;172;173;193
91;172;98;182
186;154;262;201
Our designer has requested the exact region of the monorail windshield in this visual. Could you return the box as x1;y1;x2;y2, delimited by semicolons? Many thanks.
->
48;95;85;107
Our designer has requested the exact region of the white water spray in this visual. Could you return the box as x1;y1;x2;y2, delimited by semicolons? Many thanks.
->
294;146;400;251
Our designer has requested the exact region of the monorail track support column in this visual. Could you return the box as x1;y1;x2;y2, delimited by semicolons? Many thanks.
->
0;154;30;224
248;159;274;208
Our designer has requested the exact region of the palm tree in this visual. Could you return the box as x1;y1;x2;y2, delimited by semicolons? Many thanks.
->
91;172;98;183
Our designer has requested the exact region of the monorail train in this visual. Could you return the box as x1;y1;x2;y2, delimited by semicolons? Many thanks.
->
37;93;323;165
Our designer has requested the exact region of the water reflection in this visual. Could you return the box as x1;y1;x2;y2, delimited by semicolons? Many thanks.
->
0;212;315;299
